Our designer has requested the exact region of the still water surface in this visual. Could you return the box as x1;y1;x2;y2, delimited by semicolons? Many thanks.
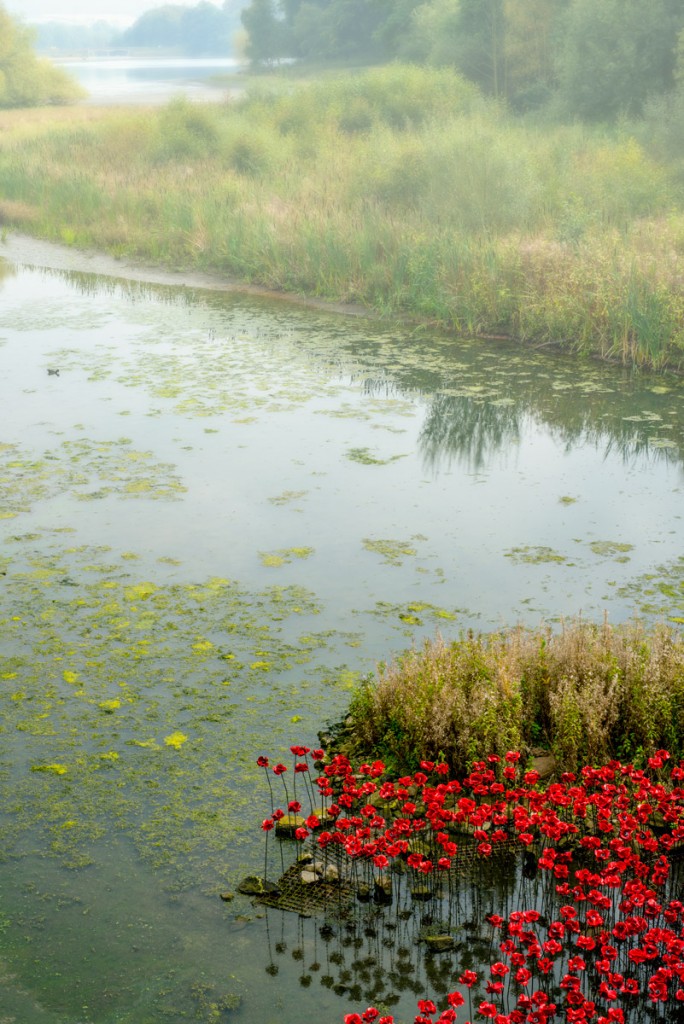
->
1;256;683;1022
62;58;240;105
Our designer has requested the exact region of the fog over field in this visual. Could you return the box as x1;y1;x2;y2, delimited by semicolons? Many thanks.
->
8;0;197;25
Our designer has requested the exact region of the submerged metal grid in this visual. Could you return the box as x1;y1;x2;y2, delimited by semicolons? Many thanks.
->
256;832;684;916
256;857;354;914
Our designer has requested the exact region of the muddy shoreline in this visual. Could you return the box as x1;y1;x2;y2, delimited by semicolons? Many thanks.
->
0;231;370;318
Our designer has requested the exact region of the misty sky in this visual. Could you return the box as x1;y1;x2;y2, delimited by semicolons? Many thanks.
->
7;0;197;26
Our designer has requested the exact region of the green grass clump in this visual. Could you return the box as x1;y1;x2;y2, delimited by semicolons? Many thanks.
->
0;63;684;367
344;621;684;775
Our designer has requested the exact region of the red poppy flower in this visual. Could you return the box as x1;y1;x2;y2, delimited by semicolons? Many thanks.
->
273;763;287;775
256;756;269;767
417;1000;437;1015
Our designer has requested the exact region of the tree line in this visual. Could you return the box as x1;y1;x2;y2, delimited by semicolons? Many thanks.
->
241;0;684;119
34;2;248;58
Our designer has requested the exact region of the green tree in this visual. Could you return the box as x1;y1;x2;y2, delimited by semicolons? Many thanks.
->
502;0;566;108
119;2;244;55
0;4;83;106
119;5;185;47
181;2;233;54
241;0;283;63
372;0;424;59
411;0;506;97
556;0;684;120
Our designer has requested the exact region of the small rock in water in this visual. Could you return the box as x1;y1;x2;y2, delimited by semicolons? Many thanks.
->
424;934;455;952
237;875;280;897
374;875;392;904
300;870;319;885
275;813;306;839
219;891;235;902
323;864;339;884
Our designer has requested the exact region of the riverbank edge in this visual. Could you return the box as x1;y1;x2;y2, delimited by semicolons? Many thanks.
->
0;231;372;319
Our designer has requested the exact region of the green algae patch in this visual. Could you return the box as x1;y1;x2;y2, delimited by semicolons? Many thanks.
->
589;540;634;560
259;547;315;568
268;489;308;506
504;546;567;565
30;765;68;778
365;599;464;635
164;731;188;749
346;447;407;466
0;436;185;519
617;556;684;618
362;537;420;567
0;543;351;890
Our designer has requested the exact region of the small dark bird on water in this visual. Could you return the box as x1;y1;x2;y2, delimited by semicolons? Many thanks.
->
47;368;60;376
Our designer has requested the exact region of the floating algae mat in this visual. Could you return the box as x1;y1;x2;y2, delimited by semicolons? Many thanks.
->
1;258;684;1022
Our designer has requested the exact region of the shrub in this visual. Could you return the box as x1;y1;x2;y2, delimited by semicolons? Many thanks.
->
154;98;222;162
345;621;684;774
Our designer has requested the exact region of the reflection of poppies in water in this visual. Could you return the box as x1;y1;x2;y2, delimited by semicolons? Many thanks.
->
255;746;684;1024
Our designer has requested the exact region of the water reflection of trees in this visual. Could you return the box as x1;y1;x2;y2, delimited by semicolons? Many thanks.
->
0;258;16;290
420;394;522;472
36;264;684;474
417;385;683;474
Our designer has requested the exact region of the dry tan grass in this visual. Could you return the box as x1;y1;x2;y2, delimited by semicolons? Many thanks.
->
347;621;684;774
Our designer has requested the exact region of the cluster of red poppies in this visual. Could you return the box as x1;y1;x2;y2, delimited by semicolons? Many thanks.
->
257;747;684;1024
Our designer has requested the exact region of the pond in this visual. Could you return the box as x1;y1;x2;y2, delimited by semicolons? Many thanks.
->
0;243;683;1023
59;57;241;105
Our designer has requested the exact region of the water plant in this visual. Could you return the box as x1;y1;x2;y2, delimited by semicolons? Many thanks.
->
343;622;684;774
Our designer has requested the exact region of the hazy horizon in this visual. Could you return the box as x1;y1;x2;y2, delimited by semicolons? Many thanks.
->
7;0;201;27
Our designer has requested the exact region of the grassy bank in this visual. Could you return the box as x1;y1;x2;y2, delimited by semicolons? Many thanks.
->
1;65;684;367
342;620;684;775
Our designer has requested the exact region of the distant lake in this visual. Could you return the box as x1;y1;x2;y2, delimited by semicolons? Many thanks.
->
60;57;242;105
